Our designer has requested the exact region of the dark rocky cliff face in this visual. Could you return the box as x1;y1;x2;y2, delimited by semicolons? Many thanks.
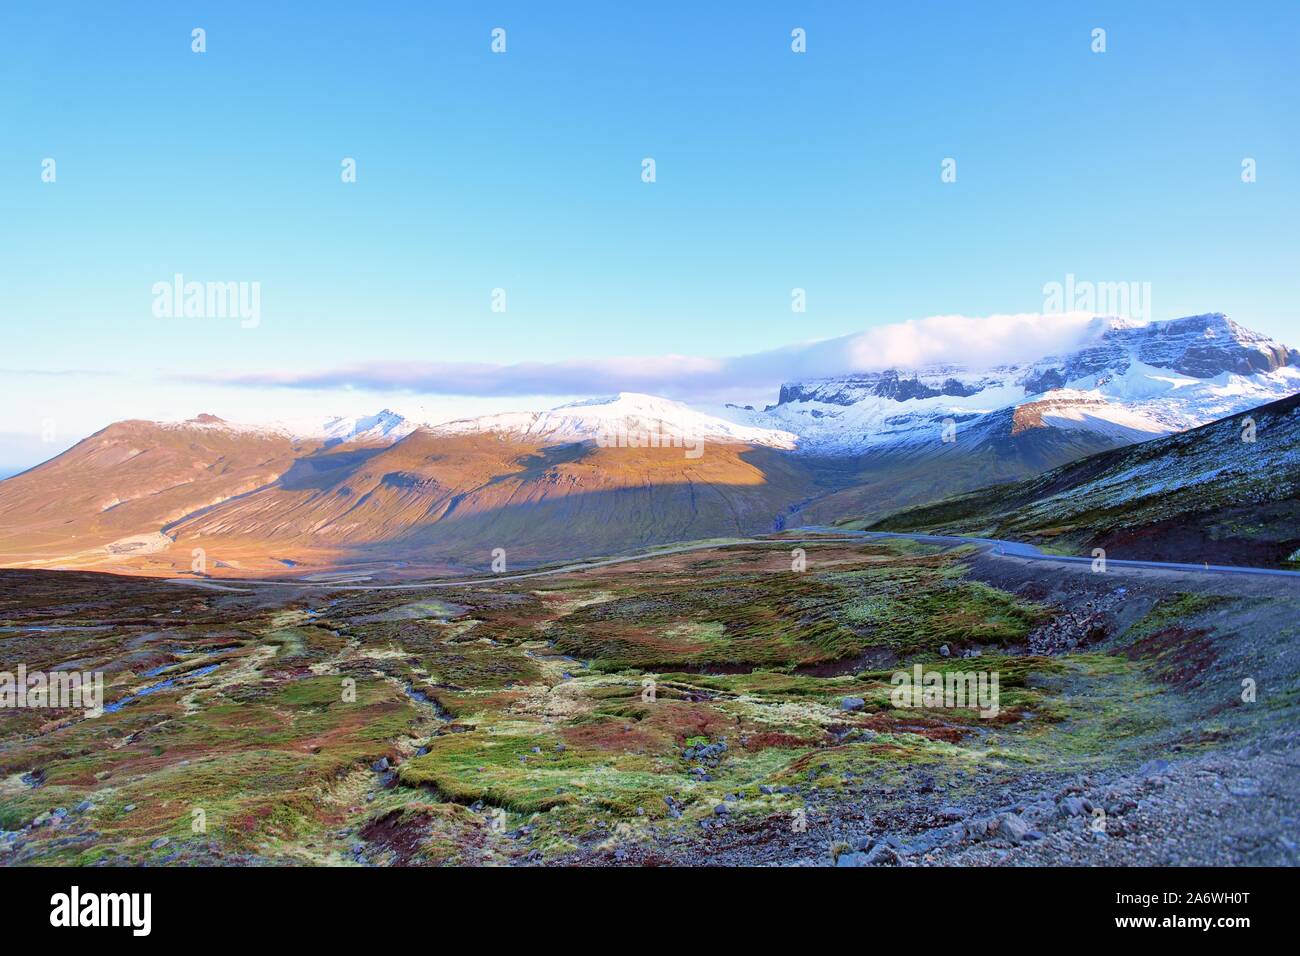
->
777;370;995;407
1127;314;1295;377
1020;315;1295;394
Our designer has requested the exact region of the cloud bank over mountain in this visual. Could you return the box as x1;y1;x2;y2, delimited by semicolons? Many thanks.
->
199;312;1107;402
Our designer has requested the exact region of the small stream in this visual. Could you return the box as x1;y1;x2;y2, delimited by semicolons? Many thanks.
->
103;663;220;714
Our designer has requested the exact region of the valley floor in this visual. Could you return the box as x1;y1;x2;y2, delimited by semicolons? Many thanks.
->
1;536;1296;867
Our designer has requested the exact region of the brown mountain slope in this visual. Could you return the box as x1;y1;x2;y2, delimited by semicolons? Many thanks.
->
0;399;1178;578
0;423;827;577
0;417;312;569
166;431;824;574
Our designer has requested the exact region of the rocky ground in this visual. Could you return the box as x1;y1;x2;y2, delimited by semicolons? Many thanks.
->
564;730;1299;868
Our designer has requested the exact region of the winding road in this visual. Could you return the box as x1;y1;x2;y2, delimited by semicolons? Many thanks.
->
802;527;1300;579
168;526;1300;592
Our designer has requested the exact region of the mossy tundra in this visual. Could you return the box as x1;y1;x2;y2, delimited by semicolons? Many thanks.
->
0;537;1287;866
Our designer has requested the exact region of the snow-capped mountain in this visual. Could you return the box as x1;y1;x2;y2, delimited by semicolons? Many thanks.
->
315;409;417;445
148;409;419;445
5;313;1295;577
428;392;798;449
85;396;798;453
736;314;1299;454
136;315;1296;462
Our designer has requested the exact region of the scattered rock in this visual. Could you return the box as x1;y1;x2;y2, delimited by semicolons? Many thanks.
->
839;841;899;866
902;823;965;854
1058;796;1086;817
995;812;1031;843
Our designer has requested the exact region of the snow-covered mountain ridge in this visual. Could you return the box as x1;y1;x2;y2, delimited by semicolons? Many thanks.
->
427;393;798;449
155;395;799;451
149;314;1296;459
736;314;1299;454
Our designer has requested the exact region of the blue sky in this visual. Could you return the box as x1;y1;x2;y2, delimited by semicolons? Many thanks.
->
1;1;1297;469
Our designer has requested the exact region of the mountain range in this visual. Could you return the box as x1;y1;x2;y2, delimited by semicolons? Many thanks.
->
1;313;1295;577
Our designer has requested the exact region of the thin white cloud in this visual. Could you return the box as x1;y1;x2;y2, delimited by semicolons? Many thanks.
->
836;311;1108;371
195;312;1113;402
